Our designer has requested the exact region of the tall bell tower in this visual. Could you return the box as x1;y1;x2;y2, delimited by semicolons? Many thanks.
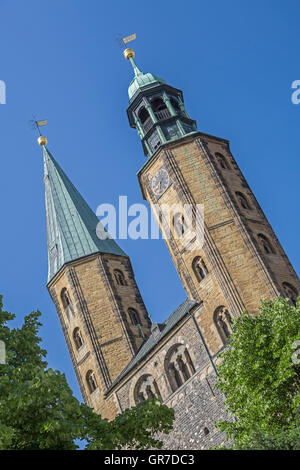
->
124;47;300;356
38;136;152;419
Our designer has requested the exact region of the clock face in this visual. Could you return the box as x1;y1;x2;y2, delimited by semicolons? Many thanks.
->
151;167;171;198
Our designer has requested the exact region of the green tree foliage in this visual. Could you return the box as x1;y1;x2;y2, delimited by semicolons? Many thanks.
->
215;296;300;450
0;296;174;450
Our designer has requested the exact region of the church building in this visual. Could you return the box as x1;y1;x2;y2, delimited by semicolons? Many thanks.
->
37;47;300;449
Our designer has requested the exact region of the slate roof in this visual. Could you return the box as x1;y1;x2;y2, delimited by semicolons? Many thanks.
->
43;146;127;283
106;298;198;393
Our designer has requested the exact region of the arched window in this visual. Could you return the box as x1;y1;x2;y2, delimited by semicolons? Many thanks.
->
235;191;251;210
61;288;70;308
86;370;98;394
214;306;233;344
215;152;230;170
134;374;162;405
128;308;140;326
151;97;170;120
257;233;275;254
173;213;188;238
138;107;152;133
138;107;150;125
151;97;166;112
61;288;74;319
114;269;126;286
73;327;84;350
192;256;209;282
165;344;196;393
282;282;298;306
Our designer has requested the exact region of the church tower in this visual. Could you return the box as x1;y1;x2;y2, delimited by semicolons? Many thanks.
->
38;136;152;419
124;47;300;356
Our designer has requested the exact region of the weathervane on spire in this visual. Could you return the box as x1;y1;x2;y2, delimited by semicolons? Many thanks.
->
30;117;48;146
116;33;137;60
122;33;136;47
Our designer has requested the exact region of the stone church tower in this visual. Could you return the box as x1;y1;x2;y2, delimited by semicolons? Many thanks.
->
39;141;152;419
38;47;299;448
124;46;300;356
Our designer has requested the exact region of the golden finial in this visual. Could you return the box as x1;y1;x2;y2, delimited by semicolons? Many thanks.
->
123;48;135;60
37;135;48;146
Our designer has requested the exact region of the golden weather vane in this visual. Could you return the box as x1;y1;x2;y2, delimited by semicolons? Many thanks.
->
122;33;136;47
30;117;48;146
35;119;48;136
116;33;137;60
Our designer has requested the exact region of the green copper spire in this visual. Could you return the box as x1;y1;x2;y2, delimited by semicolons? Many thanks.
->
42;144;126;283
125;49;166;102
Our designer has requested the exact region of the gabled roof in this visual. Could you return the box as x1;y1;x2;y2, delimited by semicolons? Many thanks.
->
43;146;127;283
106;298;198;394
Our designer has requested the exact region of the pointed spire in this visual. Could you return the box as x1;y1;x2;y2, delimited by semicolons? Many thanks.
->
40;142;127;283
129;56;144;77
123;49;143;77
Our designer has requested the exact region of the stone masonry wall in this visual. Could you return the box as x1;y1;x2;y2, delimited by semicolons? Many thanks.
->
111;307;230;450
48;251;152;420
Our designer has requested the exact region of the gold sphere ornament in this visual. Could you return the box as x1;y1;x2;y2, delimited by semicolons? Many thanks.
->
37;136;48;146
123;48;135;60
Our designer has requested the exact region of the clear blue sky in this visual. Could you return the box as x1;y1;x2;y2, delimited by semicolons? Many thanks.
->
0;0;299;401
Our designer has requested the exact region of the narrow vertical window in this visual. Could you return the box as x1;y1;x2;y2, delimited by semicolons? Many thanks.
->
215;152;230;169
73;327;84;350
192;256;209;282
138;107;152;133
61;288;74;319
128;308;140;326
173;213;188;238
282;282;298;306
214;306;233;344
257;234;275;254
114;269;126;286
235;191;251;210
86;370;98;394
